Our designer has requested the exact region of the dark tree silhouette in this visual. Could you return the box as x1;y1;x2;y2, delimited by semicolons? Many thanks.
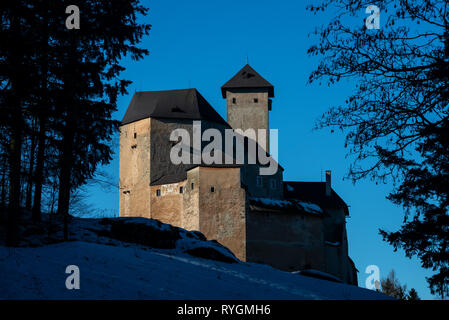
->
307;0;449;297
48;1;151;240
0;1;39;245
0;1;150;243
381;270;408;300
407;288;420;300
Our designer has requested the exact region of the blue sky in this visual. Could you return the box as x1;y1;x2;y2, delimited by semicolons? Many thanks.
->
85;0;436;299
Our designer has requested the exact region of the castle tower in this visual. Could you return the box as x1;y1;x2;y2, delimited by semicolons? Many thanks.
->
221;64;274;151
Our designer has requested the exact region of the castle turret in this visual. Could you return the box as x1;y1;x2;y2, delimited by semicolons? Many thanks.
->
221;64;274;151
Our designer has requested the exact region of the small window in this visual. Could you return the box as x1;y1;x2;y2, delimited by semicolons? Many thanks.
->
210;186;215;193
254;98;258;103
191;183;194;190
156;189;161;197
256;176;263;187
270;179;276;189
232;97;236;104
133;132;137;139
179;186;184;194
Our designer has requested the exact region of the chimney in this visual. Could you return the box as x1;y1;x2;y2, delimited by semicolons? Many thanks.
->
325;170;331;197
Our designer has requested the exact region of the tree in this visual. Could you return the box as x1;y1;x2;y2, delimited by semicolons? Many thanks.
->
407;288;421;300
380;270;421;300
0;1;40;245
307;0;449;297
0;1;151;243
46;1;150;240
381;270;408;299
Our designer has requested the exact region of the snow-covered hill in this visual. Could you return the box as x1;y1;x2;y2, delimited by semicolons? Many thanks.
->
0;216;390;300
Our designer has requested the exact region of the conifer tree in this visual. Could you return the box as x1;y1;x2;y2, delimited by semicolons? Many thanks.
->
307;0;449;297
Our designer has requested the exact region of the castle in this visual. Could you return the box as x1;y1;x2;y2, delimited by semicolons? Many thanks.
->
119;64;358;285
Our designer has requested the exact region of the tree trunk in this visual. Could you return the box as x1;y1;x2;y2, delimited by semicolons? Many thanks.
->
32;116;46;222
6;12;23;247
25;121;37;210
57;129;74;241
32;5;49;223
6;117;22;246
0;156;7;222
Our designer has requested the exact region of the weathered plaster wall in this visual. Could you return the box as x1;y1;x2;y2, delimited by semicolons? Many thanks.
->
150;181;185;228
150;119;195;183
241;164;283;199
322;208;349;282
246;210;325;272
119;118;151;218
182;168;200;231
196;167;247;261
225;88;270;151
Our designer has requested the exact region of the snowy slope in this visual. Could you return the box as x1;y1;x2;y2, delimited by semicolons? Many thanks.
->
0;216;391;300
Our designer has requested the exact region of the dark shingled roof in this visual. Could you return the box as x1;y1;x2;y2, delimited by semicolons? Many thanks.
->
221;64;274;98
283;182;349;215
121;88;228;126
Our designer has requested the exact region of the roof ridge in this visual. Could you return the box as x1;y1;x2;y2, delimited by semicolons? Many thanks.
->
221;64;274;98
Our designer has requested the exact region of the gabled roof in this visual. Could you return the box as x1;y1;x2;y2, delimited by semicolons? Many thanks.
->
283;182;349;215
121;88;228;126
221;64;274;98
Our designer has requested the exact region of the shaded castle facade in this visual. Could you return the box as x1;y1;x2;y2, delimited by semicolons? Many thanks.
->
119;64;358;284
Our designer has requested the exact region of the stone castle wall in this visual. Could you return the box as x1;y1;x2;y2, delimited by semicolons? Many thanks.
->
246;209;325;272
119;118;152;218
226;88;270;151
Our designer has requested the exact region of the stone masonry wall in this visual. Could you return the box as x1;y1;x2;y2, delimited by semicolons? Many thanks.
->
226;88;270;151
119;118;151;218
196;167;247;261
246;210;326;272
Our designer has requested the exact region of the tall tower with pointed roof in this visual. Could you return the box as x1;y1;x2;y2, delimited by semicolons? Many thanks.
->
221;64;274;151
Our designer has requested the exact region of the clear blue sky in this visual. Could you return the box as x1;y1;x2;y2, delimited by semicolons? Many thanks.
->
84;0;436;299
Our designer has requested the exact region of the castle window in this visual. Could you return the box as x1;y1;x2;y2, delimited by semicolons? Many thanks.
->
210;186;215;193
179;186;184;194
254;98;258;103
232;97;236;104
191;183;194;190
270;179;276;189
156;189;161;197
256;176;263;187
133;132;137;139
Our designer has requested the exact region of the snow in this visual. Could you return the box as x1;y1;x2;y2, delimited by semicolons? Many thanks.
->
0;215;391;300
250;197;323;214
293;269;343;283
296;201;322;214
325;241;341;247
0;241;391;300
250;197;292;207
